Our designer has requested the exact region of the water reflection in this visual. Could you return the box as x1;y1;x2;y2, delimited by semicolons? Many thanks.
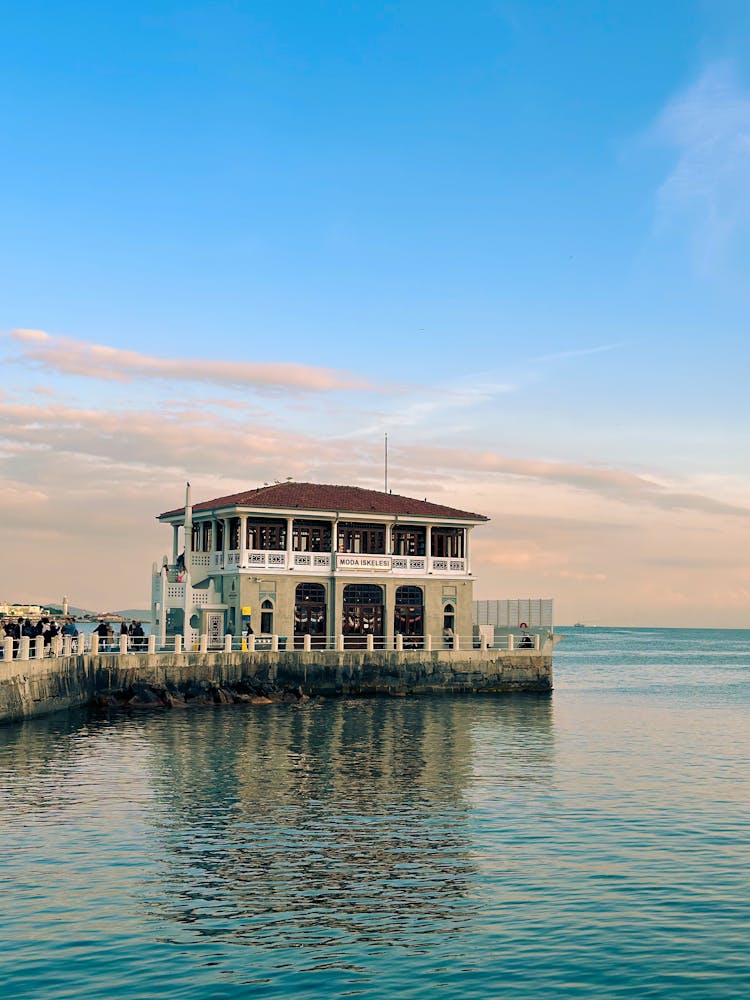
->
0;696;555;998
141;698;554;957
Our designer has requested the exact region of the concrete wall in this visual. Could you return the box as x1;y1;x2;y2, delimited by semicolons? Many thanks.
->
0;646;553;725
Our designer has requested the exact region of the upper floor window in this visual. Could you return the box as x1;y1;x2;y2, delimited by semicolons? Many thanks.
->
432;528;464;558
229;517;240;550
392;526;426;556
337;522;386;555
247;519;287;551
293;520;332;552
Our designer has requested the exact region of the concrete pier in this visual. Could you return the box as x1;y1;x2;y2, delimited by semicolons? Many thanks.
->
0;646;553;724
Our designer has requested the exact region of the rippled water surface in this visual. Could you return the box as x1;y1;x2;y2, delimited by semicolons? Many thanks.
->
2;627;750;999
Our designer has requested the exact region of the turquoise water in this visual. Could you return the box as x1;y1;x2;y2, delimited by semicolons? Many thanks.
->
2;627;749;999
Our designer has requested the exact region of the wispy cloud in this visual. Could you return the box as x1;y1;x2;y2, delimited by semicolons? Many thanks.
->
399;446;750;519
651;61;750;264
343;378;515;439
2;394;749;623
529;343;624;364
3;329;380;393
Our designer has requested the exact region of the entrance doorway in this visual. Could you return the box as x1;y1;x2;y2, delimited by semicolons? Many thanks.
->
342;584;384;649
294;583;327;649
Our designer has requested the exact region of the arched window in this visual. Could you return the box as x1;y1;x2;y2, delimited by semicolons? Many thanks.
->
395;586;424;644
295;583;327;648
296;583;326;603
343;584;384;604
342;584;384;648
443;603;455;644
261;599;274;635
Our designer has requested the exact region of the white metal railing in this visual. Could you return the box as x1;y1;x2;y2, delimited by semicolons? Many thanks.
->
0;631;546;662
156;551;469;578
391;555;428;573
292;551;332;570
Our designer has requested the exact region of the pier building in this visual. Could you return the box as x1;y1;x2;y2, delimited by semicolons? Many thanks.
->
151;482;488;650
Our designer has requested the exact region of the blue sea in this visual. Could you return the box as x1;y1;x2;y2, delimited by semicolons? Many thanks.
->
1;627;749;999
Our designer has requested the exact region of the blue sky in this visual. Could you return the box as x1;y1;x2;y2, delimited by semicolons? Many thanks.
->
2;1;750;623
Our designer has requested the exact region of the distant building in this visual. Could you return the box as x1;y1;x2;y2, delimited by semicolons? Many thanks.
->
151;482;488;648
0;603;44;619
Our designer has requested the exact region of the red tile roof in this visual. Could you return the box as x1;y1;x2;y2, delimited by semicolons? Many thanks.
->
159;482;488;521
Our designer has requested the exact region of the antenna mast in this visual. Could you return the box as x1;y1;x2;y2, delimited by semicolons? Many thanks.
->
384;433;388;493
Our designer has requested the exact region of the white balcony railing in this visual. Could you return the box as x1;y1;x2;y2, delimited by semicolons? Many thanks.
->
429;557;466;574
292;552;332;570
177;551;468;575
391;555;427;573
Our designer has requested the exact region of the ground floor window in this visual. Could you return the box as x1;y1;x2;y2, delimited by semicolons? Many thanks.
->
294;583;327;648
260;599;274;634
343;583;384;648
443;602;455;646
394;585;424;646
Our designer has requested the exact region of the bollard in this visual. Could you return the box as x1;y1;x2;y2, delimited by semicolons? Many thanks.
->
148;635;156;654
224;634;232;653
119;634;128;655
75;634;84;655
3;636;13;661
271;634;279;652
395;634;403;652
303;633;311;652
453;633;460;651
90;634;99;655
535;634;540;651
366;633;374;652
199;634;208;653
33;635;43;659
508;634;514;651
481;636;488;651
19;636;30;661
247;634;255;652
424;634;432;651
338;634;345;652
174;635;183;654
62;635;72;657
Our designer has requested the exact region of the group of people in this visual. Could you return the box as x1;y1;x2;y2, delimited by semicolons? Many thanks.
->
0;616;149;658
0;616;79;657
92;619;147;651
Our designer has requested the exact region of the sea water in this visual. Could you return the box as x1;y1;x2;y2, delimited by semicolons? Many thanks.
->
1;628;749;999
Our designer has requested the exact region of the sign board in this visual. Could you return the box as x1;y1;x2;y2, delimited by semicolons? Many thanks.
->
336;555;392;571
241;606;252;616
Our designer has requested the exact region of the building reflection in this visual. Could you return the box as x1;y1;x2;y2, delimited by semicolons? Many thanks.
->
143;697;554;952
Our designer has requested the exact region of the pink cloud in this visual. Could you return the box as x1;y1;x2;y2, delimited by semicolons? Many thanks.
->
5;328;379;393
